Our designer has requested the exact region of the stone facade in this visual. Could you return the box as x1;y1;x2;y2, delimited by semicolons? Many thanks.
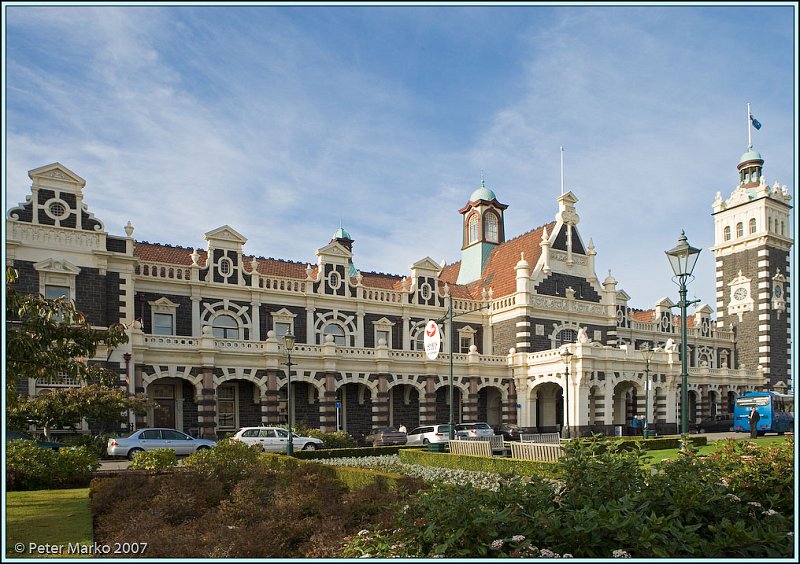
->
6;154;792;440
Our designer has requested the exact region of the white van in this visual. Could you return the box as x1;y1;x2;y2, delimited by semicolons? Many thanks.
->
405;424;452;445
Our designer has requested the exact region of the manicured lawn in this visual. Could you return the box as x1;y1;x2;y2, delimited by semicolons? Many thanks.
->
642;435;789;465
5;488;92;559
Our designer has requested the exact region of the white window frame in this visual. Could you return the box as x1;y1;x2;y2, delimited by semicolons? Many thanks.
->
272;308;297;340
212;314;240;339
457;325;477;353
467;213;479;245
372;317;394;348
485;212;499;243
149;297;180;336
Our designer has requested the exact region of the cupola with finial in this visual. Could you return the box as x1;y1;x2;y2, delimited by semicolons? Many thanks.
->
456;174;508;284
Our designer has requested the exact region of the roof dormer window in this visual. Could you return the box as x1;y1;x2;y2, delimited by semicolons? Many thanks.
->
485;213;499;243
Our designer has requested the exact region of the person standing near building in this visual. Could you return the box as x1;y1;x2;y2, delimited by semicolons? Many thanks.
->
748;406;761;438
398;423;407;433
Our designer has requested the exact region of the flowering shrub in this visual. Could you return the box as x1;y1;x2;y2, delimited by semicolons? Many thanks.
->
316;455;510;490
339;436;794;558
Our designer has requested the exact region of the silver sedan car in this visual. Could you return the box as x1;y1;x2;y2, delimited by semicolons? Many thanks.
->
107;428;216;460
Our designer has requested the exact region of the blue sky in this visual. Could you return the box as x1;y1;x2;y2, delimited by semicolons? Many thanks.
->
3;3;797;315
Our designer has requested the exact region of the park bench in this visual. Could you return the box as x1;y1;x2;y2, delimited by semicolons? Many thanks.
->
448;439;492;457
510;441;564;462
461;435;506;454
519;432;561;444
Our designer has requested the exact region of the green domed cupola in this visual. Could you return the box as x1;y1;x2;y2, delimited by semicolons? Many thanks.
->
456;176;509;284
737;145;765;188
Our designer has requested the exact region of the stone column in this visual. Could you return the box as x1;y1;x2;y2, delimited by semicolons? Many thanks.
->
134;363;146;430
503;379;518;425
463;378;479;422
197;367;217;439
419;375;437;424
372;373;390;428
319;371;338;432
261;369;281;425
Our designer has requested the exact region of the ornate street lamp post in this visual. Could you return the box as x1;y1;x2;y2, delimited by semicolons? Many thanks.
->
665;230;701;440
560;348;574;440
283;330;296;456
640;344;653;439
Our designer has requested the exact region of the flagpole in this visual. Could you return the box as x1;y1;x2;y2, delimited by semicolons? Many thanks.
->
560;146;564;195
747;102;752;148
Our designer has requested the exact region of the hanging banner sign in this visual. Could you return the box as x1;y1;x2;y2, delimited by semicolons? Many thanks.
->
423;320;441;360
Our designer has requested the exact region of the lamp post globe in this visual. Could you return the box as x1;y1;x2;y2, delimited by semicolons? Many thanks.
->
283;331;296;456
560;348;574;440
665;230;701;442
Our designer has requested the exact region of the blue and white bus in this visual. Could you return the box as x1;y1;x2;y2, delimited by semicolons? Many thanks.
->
733;391;794;435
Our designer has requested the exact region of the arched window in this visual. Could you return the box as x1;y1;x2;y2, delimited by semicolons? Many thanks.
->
485;213;499;243
749;218;756;234
323;323;345;346
467;214;480;245
723;226;731;241
555;329;577;348
212;315;239;339
736;222;743;238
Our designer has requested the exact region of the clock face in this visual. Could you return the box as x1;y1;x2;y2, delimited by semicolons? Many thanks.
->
734;287;748;301
774;285;783;298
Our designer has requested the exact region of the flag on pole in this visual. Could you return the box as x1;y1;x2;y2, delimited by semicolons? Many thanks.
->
749;113;762;130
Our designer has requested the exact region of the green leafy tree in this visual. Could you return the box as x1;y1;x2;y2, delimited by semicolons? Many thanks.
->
9;384;149;440
5;266;129;400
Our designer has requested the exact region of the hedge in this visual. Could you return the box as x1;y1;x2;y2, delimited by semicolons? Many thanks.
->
292;444;424;460
398;449;562;480
260;453;416;491
608;435;708;451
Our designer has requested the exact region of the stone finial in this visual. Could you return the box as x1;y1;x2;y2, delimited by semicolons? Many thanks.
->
401;277;409;292
566;286;575;300
443;282;450;296
487;288;493;299
190;249;200;266
124;221;134;237
356;271;363;285
305;264;313;280
251;256;259;271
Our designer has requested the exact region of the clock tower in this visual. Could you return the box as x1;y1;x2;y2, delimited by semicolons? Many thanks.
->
710;145;793;388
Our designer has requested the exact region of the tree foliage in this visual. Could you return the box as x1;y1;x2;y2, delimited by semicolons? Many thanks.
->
8;384;149;439
5;266;129;398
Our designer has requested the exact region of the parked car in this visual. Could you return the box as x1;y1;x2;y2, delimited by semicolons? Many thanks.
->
491;424;533;441
455;422;495;439
231;427;323;451
405;424;452;445
7;430;64;450
107;428;216;460
364;427;407;447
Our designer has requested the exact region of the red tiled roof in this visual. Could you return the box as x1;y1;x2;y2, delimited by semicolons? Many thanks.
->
135;222;557;301
135;242;207;266
629;307;697;328
438;222;555;299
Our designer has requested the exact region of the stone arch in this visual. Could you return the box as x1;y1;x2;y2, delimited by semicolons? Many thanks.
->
201;299;252;339
549;321;581;349
315;310;358;346
477;384;504;426
142;366;203;434
528;380;563;432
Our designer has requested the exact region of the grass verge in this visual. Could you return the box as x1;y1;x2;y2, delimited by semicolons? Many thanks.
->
5;488;92;559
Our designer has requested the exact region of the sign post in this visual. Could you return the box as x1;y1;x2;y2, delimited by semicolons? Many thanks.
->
335;401;341;432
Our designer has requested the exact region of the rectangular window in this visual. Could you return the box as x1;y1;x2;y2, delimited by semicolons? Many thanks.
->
45;285;70;300
274;322;291;338
45;285;70;322
217;385;236;430
153;313;174;336
460;336;473;353
376;329;390;348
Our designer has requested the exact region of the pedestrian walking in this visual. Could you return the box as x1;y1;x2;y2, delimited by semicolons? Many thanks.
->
398;423;407;433
748;406;761;438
